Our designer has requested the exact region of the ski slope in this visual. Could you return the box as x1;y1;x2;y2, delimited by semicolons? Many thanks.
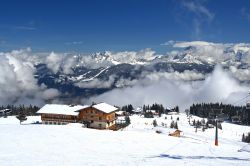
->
0;114;249;165
80;67;109;82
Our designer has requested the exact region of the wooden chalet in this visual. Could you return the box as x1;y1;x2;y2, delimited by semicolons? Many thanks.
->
77;103;118;129
37;102;118;129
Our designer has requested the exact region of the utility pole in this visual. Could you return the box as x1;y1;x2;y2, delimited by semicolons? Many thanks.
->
247;99;250;126
212;108;222;146
215;116;218;146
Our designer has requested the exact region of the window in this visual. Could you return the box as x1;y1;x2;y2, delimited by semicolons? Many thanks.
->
99;124;102;128
99;117;102;120
91;120;94;123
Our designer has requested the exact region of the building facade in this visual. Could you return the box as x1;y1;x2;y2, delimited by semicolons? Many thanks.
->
37;103;118;129
77;103;117;129
37;104;87;125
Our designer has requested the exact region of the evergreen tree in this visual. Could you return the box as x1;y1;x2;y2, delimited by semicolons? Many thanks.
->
218;122;222;130
242;133;245;142
175;122;178;129
153;119;158;127
170;121;175;128
175;106;179;113
202;125;205;132
125;116;130;125
193;119;196;126
16;109;27;124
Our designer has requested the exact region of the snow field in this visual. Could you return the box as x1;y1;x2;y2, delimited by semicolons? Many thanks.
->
0;114;249;166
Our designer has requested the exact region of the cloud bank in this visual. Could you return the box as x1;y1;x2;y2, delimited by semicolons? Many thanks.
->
0;49;60;106
87;65;250;111
0;41;250;109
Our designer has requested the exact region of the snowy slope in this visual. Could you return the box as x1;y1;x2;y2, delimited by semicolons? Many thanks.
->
0;114;249;166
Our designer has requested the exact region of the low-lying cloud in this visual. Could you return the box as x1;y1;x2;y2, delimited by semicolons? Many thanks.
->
0;49;60;106
1;41;250;109
87;65;250;111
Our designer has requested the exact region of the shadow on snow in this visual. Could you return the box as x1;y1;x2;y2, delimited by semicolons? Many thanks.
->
148;154;250;161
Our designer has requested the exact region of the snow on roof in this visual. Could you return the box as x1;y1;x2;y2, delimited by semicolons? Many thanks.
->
37;104;89;116
116;111;125;115
145;110;156;113
168;111;178;115
132;107;142;113
0;109;11;113
92;103;118;113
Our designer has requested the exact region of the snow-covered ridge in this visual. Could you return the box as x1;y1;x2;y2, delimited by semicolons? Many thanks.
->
3;42;250;73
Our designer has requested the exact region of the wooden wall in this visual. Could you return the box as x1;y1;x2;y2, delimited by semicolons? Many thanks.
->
41;114;77;123
78;107;116;129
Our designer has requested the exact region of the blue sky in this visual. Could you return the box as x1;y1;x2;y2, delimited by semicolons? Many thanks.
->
0;0;250;53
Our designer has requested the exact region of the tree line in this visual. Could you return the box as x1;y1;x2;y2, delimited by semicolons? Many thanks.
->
0;105;40;116
121;103;179;118
189;103;250;125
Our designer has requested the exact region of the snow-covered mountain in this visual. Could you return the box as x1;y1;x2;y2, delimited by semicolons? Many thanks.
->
1;41;250;104
31;42;250;101
64;43;250;68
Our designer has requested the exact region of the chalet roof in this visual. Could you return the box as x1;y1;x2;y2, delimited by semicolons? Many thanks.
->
37;104;89;116
92;103;118;113
132;107;142;113
115;111;125;115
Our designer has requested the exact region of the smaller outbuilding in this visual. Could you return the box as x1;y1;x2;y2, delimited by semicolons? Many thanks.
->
0;109;11;117
169;130;183;137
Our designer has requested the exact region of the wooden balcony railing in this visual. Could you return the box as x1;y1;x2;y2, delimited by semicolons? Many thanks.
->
42;118;76;123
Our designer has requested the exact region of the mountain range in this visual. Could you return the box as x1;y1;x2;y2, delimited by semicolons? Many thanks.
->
33;42;250;101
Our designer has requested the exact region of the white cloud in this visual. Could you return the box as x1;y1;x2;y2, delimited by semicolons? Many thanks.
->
241;7;250;21
166;41;250;65
13;26;36;30
229;66;250;81
181;0;214;21
173;41;216;47
0;49;60;106
145;70;205;81
45;52;63;73
86;65;250;110
45;52;77;74
178;0;215;39
65;41;83;45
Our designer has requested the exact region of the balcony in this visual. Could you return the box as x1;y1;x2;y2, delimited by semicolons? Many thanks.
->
42;117;77;123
